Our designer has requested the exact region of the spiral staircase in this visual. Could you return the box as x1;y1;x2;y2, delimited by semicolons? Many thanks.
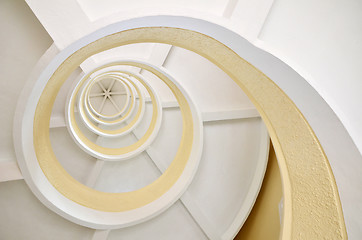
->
1;0;361;239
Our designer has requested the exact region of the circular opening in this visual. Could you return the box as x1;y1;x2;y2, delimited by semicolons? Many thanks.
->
88;78;129;118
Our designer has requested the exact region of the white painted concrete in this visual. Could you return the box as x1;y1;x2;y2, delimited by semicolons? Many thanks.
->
49;127;97;185
108;201;208;240
164;46;254;112
202;108;260;122
230;0;275;40
0;161;23;182
0;0;52;162
91;229;110;240
25;0;92;50
259;0;362;156
77;0;228;21
187;118;266;236
0;181;94;240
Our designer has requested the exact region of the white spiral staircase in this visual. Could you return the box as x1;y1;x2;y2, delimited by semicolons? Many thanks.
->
1;0;361;240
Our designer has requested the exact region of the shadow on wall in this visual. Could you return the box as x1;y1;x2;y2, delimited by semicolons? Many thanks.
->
236;143;282;240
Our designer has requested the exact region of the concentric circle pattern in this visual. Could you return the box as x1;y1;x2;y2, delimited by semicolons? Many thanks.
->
84;73;137;126
13;15;345;240
87;77;130;119
68;64;165;160
13;18;269;234
11;17;284;233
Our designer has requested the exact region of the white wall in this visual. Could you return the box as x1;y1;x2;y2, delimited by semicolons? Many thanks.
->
0;181;94;240
0;0;53;162
77;0;228;21
259;0;362;154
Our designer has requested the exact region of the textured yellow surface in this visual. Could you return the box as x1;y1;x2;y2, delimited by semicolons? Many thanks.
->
236;144;282;240
33;27;346;239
